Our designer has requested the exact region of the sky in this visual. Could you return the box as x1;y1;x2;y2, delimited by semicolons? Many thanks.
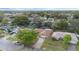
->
0;0;79;8
0;8;79;11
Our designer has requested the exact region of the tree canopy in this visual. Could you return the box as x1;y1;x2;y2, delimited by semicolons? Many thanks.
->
15;28;38;45
12;15;30;26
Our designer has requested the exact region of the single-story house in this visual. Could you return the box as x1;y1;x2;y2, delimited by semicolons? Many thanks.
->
35;28;53;38
52;32;78;44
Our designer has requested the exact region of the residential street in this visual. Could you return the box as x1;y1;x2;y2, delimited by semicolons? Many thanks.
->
0;38;24;51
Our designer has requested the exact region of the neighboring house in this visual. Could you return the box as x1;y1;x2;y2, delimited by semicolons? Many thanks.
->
52;32;78;44
52;32;75;40
39;16;47;21
4;13;13;16
28;15;40;23
66;14;74;19
28;14;47;22
52;32;65;40
10;26;20;34
4;13;14;24
30;14;39;17
28;17;34;21
0;26;8;32
14;13;23;16
4;12;23;16
44;18;54;22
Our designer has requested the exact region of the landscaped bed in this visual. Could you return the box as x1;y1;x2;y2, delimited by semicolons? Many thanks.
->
41;39;65;51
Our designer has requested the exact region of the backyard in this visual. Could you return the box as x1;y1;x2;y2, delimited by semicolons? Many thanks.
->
41;39;65;51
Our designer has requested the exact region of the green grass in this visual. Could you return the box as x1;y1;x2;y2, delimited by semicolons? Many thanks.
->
41;39;65;51
76;41;79;51
7;36;17;41
0;29;5;38
76;37;79;51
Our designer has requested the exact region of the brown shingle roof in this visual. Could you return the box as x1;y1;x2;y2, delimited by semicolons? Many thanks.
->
34;28;44;33
35;28;53;38
39;29;53;37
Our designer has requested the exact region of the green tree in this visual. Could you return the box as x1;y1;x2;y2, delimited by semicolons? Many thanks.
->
73;14;79;19
68;19;79;32
12;15;30;26
15;28;38;46
43;21;53;28
54;19;68;30
29;17;43;28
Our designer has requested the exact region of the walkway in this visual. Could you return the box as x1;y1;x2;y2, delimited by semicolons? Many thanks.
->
67;33;78;51
33;36;46;49
70;33;78;45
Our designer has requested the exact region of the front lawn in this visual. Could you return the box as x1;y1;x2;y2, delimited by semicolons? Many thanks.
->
41;39;65;51
0;29;5;38
76;41;79;51
76;37;79;51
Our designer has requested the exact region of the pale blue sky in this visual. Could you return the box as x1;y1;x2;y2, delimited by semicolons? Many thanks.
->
0;8;79;11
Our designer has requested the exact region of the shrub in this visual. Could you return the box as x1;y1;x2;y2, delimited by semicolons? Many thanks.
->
75;29;79;34
62;34;71;49
15;28;38;46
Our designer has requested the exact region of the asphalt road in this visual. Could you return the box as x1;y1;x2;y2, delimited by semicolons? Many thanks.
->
0;39;24;51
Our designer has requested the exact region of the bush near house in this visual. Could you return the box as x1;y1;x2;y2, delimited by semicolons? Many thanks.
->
62;34;71;49
75;29;79;34
15;28;38;46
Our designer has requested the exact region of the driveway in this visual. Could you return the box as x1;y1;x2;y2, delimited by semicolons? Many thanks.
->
67;44;76;51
